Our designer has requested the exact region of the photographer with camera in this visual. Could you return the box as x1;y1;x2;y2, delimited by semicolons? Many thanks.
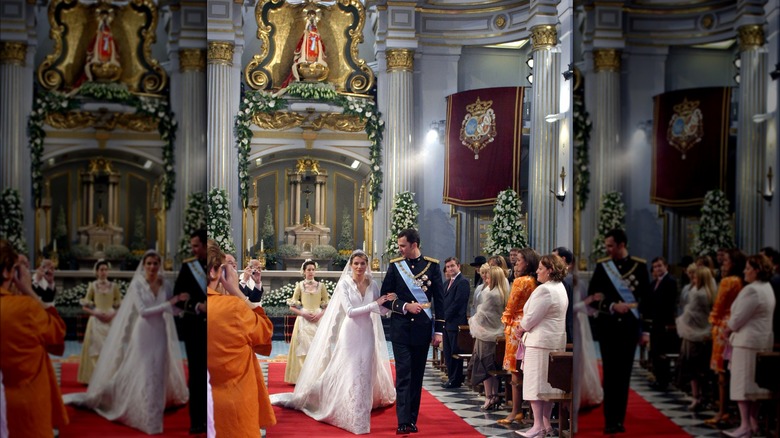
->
33;258;57;304
240;259;264;303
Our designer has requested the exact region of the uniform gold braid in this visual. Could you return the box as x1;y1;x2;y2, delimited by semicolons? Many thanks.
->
397;261;432;279
603;259;639;280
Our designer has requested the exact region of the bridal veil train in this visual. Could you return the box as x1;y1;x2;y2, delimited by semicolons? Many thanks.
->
64;250;188;434
271;250;396;434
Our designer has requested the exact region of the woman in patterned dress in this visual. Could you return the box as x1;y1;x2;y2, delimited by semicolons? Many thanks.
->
77;259;122;383
497;248;539;425
284;259;330;384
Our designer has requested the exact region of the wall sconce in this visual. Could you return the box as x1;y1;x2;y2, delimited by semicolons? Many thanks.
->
758;166;774;202
545;113;564;123
752;112;775;123
526;73;533;84
733;56;741;69
526;56;534;69
734;73;741;84
550;166;567;202
771;63;780;80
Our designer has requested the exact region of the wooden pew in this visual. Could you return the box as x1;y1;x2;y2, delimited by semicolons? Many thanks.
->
489;338;515;406
538;352;573;437
453;325;475;386
751;352;780;438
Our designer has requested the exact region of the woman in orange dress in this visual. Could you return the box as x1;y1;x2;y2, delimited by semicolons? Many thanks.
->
498;247;539;425
207;239;275;437
706;248;746;425
0;239;68;437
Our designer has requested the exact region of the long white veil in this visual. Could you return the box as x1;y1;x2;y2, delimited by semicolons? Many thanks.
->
273;249;395;411
65;250;188;411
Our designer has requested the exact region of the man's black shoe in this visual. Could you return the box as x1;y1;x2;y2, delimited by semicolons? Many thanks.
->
441;381;461;389
397;424;410;435
409;423;418;433
603;423;625;435
189;425;207;435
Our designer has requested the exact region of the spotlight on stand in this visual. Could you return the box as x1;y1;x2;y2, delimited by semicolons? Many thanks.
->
771;63;780;81
427;120;446;142
562;64;574;81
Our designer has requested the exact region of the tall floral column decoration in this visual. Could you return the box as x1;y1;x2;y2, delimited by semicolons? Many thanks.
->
385;191;419;257
208;188;235;254
0;189;28;253
691;189;735;256
591;191;626;260
483;189;528;256
178;192;207;258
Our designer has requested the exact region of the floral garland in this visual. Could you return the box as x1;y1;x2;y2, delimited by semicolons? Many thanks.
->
262;279;337;309
56;280;129;308
0;188;28;253
178;192;207;258
385;191;419;257
691;189;735;256
207;188;236;254
591;191;626;260
573;93;591;212
483;189;528;255
234;82;384;210
28;83;177;209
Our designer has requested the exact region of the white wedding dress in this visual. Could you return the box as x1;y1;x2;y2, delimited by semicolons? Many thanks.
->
271;252;396;434
64;250;188;434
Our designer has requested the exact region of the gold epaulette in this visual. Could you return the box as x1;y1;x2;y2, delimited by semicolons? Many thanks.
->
424;256;439;264
596;256;610;263
183;256;196;263
389;256;404;263
631;256;647;264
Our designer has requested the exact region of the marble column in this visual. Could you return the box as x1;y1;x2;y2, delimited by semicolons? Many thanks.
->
384;49;415;205
735;24;767;254
527;25;561;253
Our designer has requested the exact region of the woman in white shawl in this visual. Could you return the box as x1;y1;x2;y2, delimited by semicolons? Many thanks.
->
271;250;396;434
65;250;189;434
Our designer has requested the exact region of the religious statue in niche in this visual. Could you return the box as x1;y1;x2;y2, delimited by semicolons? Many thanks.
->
84;4;122;83
281;3;329;87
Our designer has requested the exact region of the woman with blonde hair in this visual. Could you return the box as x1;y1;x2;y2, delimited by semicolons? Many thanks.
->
470;263;491;317
284;259;330;383
676;265;716;411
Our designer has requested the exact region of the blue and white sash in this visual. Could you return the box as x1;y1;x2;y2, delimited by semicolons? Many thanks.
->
187;260;208;294
603;260;640;319
395;260;433;320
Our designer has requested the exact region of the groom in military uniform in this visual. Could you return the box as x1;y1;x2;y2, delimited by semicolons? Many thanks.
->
174;229;208;435
588;228;650;435
381;228;445;435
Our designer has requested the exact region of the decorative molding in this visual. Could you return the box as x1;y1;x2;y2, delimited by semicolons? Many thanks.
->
738;24;764;51
0;41;27;65
494;15;506;29
593;49;621;72
386;48;414;72
45;111;159;132
179;48;206;72
530;25;557;50
207;41;234;66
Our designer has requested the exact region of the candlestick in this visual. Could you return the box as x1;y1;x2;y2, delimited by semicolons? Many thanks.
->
363;240;366;251
53;240;57;252
247;238;251;249
40;238;44;252
260;240;264;252
155;241;159;252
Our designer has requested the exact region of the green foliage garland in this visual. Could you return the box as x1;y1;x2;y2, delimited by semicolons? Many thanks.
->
385;191;419;257
483;189;527;255
178;192;207;258
573;94;592;211
691;189;735;256
208;188;236;254
591;191;626;260
0;189;28;253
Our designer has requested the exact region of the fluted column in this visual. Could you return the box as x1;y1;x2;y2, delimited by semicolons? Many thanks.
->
385;49;415;204
528;25;561;253
735;25;767;253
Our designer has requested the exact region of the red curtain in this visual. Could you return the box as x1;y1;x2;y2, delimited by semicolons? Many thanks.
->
650;87;732;208
443;87;524;207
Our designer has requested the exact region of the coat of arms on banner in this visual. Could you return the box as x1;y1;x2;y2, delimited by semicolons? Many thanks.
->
666;98;704;160
460;97;497;159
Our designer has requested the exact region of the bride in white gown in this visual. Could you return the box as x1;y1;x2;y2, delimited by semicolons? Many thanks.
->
271;250;396;434
64;250;189;434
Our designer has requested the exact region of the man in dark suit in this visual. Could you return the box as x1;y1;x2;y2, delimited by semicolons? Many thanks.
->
553;247;575;345
640;256;678;390
381;228;445;435
440;257;470;389
173;229;208;435
588;229;650;435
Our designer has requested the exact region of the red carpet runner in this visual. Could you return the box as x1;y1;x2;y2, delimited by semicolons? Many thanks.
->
57;362;191;437
577;388;690;437
266;362;481;437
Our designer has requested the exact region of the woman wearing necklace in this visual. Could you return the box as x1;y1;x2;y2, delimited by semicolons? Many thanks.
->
272;250;396;434
77;259;122;383
284;259;330;383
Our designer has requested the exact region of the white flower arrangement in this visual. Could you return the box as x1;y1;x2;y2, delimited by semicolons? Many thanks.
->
262;279;337;309
385;191;419;257
573;93;592;212
28;83;177;208
691;189;734;256
483;189;528;255
234;83;384;211
591;191;626;259
0;188;27;253
208;188;236;254
56;280;129;308
178;192;207;258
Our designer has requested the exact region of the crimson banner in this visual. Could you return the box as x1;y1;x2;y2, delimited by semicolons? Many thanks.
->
443;87;524;207
651;87;732;208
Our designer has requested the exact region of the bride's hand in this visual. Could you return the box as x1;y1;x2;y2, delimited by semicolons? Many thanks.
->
376;295;392;305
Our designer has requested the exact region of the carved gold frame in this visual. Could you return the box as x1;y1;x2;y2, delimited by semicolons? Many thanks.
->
245;0;374;94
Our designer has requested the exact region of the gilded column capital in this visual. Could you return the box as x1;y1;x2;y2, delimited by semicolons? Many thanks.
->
531;25;557;51
0;41;27;66
738;25;764;51
593;49;621;72
179;48;206;72
386;49;414;73
207;41;234;66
